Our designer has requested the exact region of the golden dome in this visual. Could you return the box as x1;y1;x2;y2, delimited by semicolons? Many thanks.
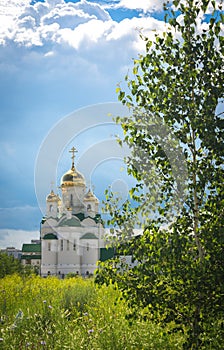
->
46;190;60;202
60;166;85;187
60;147;85;187
83;189;99;203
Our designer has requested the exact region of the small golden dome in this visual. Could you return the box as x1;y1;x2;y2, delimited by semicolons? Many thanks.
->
46;190;60;202
83;189;99;203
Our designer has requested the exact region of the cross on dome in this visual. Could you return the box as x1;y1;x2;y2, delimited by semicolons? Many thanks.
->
69;146;77;170
87;181;95;193
50;180;55;191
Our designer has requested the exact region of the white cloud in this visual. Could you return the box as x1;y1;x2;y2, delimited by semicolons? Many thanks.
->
0;0;30;18
41;5;94;28
114;0;165;12
52;14;165;53
55;19;114;49
106;16;166;51
1;0;222;50
0;0;165;50
0;0;111;45
44;50;54;57
14;27;43;47
0;0;30;44
0;0;168;88
0;229;39;249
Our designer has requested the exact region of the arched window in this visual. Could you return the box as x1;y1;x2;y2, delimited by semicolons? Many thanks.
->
87;204;91;211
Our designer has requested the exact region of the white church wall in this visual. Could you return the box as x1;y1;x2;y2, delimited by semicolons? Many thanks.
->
80;240;99;265
41;239;58;265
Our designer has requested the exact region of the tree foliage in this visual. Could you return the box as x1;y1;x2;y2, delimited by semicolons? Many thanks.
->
0;252;23;278
96;1;224;348
0;253;39;278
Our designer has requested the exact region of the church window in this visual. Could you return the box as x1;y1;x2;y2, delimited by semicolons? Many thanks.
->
86;243;89;251
87;204;91;211
49;205;53;212
60;240;63;251
73;241;76;251
70;194;73;206
67;240;69;251
48;242;51;251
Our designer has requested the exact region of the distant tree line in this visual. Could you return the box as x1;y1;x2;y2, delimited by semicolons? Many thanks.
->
0;252;38;278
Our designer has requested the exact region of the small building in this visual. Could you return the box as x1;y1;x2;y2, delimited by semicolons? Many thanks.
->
21;242;41;270
0;247;22;260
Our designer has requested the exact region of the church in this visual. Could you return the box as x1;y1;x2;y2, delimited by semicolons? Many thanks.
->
40;147;109;278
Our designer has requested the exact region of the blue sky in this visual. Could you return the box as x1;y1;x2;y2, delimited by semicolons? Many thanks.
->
0;0;168;248
0;0;222;249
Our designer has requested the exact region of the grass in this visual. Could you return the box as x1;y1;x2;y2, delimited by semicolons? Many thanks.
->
0;274;185;349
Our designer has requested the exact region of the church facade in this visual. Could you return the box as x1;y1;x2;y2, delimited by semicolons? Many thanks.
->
40;147;107;278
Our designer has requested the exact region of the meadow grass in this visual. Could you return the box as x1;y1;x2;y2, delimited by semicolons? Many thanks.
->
0;274;185;349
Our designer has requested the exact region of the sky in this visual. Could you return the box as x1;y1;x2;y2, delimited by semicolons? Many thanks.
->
0;0;223;249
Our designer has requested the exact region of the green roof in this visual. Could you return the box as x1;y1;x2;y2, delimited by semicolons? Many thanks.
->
75;212;85;221
48;216;59;221
21;255;41;260
22;244;41;253
59;216;81;227
85;214;102;223
80;232;98;240
94;214;103;224
41;217;46;224
100;247;115;262
43;233;58;240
